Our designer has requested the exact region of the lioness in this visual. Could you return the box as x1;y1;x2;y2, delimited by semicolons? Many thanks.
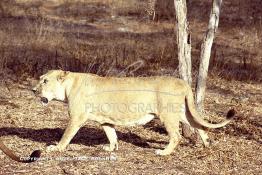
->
33;70;235;155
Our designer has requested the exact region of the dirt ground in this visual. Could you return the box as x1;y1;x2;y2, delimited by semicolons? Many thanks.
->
0;0;261;174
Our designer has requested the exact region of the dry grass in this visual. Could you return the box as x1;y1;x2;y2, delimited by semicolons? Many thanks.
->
0;0;261;174
0;0;261;81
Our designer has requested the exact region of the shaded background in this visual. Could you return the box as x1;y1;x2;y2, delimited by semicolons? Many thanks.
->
0;0;261;81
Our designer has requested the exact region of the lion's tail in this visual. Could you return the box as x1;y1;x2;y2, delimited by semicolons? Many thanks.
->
0;140;41;163
185;86;235;129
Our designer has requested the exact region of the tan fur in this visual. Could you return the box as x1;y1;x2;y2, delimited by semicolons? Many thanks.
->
33;70;234;155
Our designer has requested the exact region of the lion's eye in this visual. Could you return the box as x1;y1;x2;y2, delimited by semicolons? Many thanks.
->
43;79;48;84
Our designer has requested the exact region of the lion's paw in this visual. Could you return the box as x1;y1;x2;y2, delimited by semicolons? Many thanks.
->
155;149;171;156
46;145;64;152
102;145;115;152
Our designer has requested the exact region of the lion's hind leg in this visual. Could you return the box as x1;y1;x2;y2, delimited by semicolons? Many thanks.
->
155;116;181;156
181;110;211;147
102;124;118;151
197;129;210;147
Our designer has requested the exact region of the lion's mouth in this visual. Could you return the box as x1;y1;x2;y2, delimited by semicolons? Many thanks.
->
40;97;49;104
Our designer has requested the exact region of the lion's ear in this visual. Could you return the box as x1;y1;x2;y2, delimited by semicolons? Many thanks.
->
57;71;69;82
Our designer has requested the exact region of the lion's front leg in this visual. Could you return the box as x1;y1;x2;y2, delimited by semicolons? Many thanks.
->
47;115;87;152
102;124;118;152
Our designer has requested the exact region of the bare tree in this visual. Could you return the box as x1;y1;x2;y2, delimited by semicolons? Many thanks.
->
173;0;193;139
174;0;223;139
174;0;222;110
195;0;222;110
174;0;192;86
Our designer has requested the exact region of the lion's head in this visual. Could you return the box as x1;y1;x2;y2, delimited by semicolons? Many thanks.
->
32;70;69;105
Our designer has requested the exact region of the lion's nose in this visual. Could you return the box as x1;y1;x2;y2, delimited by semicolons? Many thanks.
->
40;97;48;104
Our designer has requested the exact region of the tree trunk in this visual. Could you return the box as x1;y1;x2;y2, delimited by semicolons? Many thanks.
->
196;0;222;110
174;0;193;140
174;0;192;85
